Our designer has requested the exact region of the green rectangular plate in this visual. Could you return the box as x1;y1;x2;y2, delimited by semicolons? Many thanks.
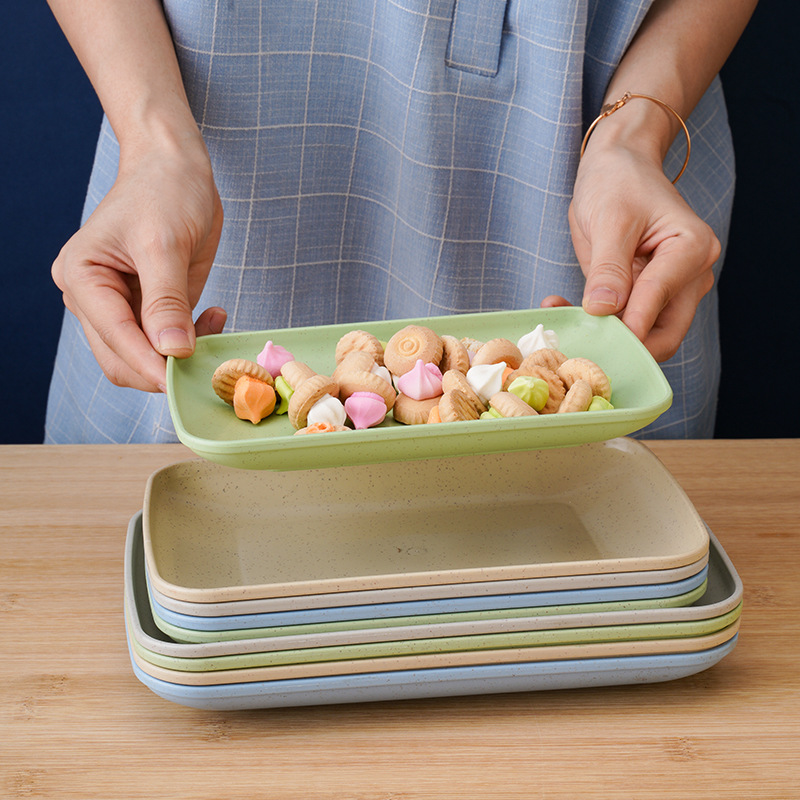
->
166;307;672;470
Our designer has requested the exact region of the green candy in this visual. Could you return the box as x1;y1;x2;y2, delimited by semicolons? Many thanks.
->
273;375;294;415
588;395;614;411
480;408;503;420
507;376;549;411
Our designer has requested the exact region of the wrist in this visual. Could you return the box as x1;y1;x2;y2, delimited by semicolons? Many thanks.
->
116;99;210;173
580;92;691;183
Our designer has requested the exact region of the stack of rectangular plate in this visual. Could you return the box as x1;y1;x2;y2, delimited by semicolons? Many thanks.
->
125;438;742;710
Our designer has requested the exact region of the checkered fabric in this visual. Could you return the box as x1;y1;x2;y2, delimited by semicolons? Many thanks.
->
45;0;735;443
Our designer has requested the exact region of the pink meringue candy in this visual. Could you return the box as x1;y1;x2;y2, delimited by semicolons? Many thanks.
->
344;391;388;429
256;340;295;378
395;359;443;401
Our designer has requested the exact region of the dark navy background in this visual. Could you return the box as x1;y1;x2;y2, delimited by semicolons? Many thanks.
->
2;2;797;443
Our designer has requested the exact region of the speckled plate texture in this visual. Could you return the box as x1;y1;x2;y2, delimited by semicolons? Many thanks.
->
124;517;741;707
166;307;673;471
143;438;710;603
148;550;710;618
126;514;741;661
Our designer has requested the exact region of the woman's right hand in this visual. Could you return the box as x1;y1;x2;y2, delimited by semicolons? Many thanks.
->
51;134;226;393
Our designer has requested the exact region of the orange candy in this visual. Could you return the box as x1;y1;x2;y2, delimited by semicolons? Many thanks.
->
233;375;277;424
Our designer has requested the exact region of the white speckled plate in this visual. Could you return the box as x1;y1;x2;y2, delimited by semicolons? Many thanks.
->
166;307;672;471
143;438;709;603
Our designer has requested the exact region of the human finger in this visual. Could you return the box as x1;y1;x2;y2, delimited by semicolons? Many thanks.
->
620;232;718;348
539;295;573;309
194;306;228;338
629;270;715;362
61;280;167;392
134;241;198;359
579;229;638;317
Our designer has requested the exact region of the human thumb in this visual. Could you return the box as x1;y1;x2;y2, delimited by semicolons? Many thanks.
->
580;238;636;317
139;267;197;358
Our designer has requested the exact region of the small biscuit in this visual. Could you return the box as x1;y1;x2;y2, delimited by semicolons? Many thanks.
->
503;364;565;414
441;369;487;414
392;394;440;425
383;325;443;376
331;350;376;383
288;374;339;429
337;369;397;410
557;379;594;413
280;360;317;390
212;359;273;405
488;391;538;418
518;348;568;373
557;357;612;401
460;337;485;356
334;330;385;366
472;338;523;369
439;335;471;374
439;389;480;422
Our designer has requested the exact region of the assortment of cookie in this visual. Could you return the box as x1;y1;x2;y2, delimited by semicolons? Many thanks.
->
211;323;614;434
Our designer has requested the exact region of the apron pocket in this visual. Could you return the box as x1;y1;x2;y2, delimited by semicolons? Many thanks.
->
445;0;509;77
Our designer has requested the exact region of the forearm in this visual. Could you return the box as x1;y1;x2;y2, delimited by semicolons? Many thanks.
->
586;0;758;163
46;0;204;163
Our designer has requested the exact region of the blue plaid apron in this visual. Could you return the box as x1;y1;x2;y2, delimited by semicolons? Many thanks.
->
46;0;734;442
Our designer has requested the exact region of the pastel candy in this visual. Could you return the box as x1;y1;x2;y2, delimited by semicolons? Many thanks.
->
466;362;506;405
306;394;347;428
256;340;295;378
507;375;549;411
345;391;388;429
517;324;559;357
396;359;443;401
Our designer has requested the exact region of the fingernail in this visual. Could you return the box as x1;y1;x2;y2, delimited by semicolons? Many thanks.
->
585;287;621;311
157;327;192;354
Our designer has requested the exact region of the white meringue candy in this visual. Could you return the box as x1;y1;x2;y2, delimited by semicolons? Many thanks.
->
306;394;347;428
517;324;559;357
466;362;507;405
371;363;393;385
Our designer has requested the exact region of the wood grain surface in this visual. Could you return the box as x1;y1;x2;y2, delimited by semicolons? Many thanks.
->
1;441;798;799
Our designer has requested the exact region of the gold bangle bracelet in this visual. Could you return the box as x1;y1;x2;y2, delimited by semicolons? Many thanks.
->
579;92;692;184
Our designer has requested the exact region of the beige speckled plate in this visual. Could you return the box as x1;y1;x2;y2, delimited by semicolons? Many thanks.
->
148;553;710;617
143;438;709;603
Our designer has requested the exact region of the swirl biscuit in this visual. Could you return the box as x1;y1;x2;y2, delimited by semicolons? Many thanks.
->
383;325;443;376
